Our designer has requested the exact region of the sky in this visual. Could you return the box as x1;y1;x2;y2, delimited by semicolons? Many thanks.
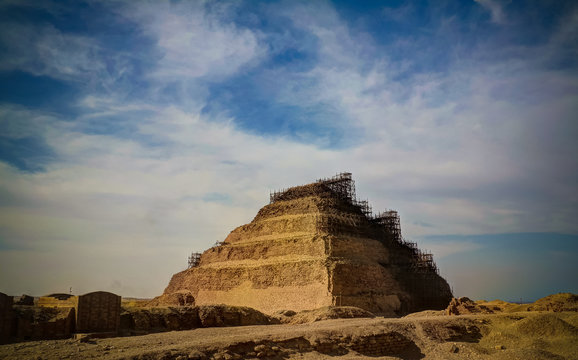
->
0;0;577;302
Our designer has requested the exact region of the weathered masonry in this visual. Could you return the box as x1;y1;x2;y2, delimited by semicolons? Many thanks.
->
76;291;121;333
0;291;121;343
159;173;453;314
0;293;12;344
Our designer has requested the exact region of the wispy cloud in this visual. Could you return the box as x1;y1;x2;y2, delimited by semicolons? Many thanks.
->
474;0;506;24
266;1;578;238
0;23;104;81
115;1;266;81
0;102;340;296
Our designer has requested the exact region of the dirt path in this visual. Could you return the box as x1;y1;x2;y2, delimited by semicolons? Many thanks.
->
1;312;577;360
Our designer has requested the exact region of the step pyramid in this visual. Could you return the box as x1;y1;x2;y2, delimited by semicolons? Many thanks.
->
159;173;452;315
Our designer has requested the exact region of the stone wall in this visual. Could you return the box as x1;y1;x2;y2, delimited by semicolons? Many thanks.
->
343;332;414;356
76;291;121;333
39;291;121;334
0;292;13;343
13;295;34;306
2;291;122;343
12;307;75;341
202;235;326;263
221;330;418;358
167;257;332;314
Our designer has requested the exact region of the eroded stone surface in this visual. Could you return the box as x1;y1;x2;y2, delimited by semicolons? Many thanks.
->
156;175;453;314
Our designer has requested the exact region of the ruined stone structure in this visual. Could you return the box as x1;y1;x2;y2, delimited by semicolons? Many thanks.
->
161;173;452;315
76;291;121;333
37;291;121;334
0;292;13;343
0;291;121;343
13;295;34;306
12;307;75;341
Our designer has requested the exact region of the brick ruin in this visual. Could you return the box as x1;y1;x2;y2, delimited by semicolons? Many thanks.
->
0;291;121;343
77;291;121;333
160;173;453;315
0;293;12;344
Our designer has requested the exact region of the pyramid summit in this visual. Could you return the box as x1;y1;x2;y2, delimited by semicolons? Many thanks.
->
157;173;453;315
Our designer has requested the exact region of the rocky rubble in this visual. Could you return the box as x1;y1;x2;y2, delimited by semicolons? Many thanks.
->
2;298;577;360
147;291;195;307
120;305;275;335
446;297;496;315
446;292;578;316
283;306;376;324
120;305;380;335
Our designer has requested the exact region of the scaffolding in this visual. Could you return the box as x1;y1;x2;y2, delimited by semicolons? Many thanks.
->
269;188;287;203
370;207;445;307
270;172;356;204
187;252;201;268
317;172;356;204
411;250;438;274
354;199;372;217
268;172;448;306
371;210;402;244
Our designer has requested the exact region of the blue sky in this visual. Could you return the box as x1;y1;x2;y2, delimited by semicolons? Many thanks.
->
0;0;576;302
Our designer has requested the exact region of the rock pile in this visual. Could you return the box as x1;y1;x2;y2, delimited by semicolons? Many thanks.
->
446;297;496;315
120;304;275;335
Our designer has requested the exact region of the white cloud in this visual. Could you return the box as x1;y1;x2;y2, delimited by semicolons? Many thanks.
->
0;105;62;139
116;1;265;81
0;103;341;296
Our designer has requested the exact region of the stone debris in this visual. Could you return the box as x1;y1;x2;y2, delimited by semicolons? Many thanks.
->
446;297;495;315
1;291;121;343
1;310;578;360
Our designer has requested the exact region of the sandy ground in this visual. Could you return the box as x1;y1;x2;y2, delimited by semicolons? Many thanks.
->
1;311;577;360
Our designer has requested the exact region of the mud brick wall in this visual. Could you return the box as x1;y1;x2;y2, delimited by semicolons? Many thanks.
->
348;332;413;356
311;331;413;357
0;292;13;343
13;307;75;341
76;291;121;333
13;295;34;306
